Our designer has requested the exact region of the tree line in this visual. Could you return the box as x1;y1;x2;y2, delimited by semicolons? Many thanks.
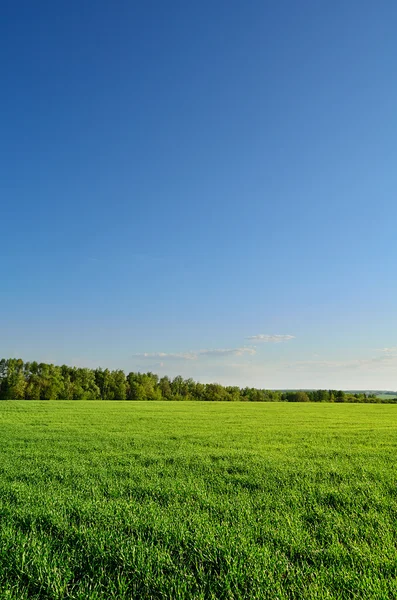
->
0;358;395;402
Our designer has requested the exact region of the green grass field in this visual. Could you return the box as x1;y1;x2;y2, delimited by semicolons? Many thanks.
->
0;402;396;599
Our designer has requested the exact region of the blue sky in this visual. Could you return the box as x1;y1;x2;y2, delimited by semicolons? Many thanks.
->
2;1;397;389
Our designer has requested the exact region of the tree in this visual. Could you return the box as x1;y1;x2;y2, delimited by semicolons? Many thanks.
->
70;368;100;400
0;356;395;405
1;359;26;399
204;383;229;402
192;382;206;401
109;370;127;400
38;364;64;400
225;386;241;402
283;391;310;402
9;370;27;399
95;368;112;399
159;376;172;400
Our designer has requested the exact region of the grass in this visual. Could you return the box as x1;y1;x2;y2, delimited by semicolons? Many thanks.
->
0;401;396;599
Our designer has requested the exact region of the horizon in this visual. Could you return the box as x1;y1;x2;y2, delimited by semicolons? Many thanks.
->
2;355;397;395
2;1;397;389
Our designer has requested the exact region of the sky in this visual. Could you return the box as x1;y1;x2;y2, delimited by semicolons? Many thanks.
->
2;1;397;390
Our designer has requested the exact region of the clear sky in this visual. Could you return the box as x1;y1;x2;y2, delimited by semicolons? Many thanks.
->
2;1;397;389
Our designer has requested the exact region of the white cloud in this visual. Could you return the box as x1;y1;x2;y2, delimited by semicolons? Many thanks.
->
378;347;397;356
133;347;256;361
133;352;197;361
284;354;397;372
197;347;256;357
246;334;295;343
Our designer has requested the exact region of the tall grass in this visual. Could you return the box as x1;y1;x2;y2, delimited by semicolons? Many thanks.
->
0;402;396;599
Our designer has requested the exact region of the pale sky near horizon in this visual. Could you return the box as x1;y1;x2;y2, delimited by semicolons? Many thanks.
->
2;1;397;390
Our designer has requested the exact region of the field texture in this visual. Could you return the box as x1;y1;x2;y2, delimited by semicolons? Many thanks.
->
0;402;396;599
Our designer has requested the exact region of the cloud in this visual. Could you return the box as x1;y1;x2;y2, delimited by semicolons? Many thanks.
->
133;347;256;361
284;354;397;372
133;352;197;361
197;347;256;357
284;359;356;371
246;334;295;343
378;347;397;356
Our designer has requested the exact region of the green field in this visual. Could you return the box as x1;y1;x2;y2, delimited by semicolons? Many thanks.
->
0;402;396;599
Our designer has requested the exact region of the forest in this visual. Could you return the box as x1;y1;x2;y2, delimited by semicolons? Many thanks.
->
0;358;395;402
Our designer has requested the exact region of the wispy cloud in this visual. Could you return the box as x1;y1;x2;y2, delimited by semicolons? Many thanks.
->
378;347;397;356
246;334;295;343
198;347;256;357
133;352;197;361
133;347;256;361
285;354;397;372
